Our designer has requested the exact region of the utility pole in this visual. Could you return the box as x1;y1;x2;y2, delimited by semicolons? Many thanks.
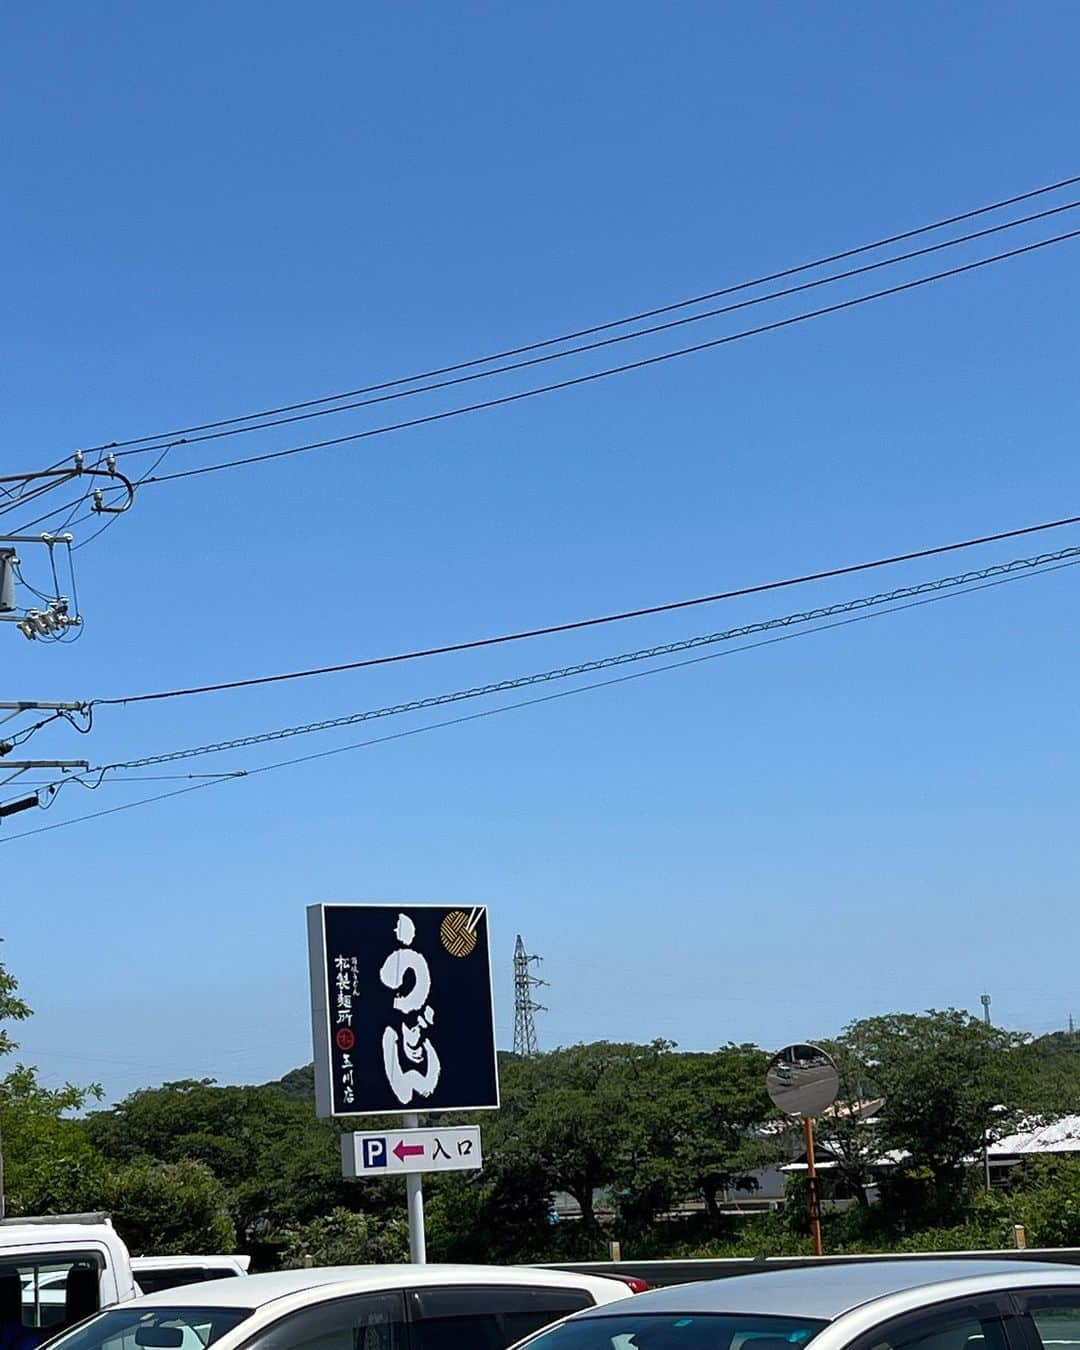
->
512;936;548;1058
0;1102;6;1218
0;536;82;640
0;705;91;821
981;992;992;1191
0;453;140;642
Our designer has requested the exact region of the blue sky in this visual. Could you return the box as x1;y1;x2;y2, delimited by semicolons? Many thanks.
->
2;2;1079;1101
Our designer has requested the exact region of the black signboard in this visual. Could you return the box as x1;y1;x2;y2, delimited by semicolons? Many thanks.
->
307;903;500;1118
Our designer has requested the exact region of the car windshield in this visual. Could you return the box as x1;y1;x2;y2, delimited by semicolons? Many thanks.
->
521;1312;829;1350
43;1306;254;1350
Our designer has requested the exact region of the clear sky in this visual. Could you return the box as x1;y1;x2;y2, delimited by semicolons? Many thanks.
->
2;2;1079;1102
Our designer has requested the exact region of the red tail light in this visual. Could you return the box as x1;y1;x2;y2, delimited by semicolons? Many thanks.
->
610;1275;651;1293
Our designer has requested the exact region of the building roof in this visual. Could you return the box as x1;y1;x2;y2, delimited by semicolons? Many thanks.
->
584;1260;1076;1322
991;1115;1080;1157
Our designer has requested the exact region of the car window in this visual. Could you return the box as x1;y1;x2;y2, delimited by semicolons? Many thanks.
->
864;1308;1010;1350
247;1293;406;1350
517;1312;827;1350
1020;1295;1080;1350
42;1305;253;1350
408;1287;599;1350
0;1254;103;1332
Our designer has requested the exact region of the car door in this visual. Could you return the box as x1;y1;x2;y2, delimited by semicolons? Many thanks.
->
1005;1286;1080;1350
845;1294;1027;1350
244;1292;408;1350
406;1285;596;1350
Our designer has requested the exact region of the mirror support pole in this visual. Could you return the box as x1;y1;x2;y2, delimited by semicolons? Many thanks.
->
803;1114;823;1257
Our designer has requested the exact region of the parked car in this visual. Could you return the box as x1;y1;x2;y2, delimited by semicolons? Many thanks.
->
0;1213;137;1339
38;1263;635;1350
132;1257;252;1296
510;1257;1080;1350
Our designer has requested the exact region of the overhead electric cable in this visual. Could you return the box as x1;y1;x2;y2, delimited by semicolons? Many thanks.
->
98;543;1080;773
5;551;1076;844
105;195;1080;463
92;510;1080;707
136;225;1080;487
85;171;1080;455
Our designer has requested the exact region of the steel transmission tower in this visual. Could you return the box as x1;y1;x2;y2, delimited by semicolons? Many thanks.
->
512;935;547;1057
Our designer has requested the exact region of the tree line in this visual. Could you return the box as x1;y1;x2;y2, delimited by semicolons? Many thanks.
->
4;946;1080;1263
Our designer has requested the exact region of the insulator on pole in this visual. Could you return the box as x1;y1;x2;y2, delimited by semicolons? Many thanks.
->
0;550;17;613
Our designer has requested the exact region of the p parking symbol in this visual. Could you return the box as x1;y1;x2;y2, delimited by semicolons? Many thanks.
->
361;1137;387;1169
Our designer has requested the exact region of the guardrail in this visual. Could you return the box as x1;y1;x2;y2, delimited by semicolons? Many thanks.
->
546;1248;1080;1288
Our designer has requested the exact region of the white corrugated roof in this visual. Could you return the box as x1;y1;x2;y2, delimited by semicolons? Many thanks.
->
990;1115;1080;1157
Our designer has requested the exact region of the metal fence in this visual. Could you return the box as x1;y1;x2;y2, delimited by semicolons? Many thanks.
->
547;1248;1080;1288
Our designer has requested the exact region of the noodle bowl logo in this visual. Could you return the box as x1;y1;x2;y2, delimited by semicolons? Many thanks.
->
440;910;480;958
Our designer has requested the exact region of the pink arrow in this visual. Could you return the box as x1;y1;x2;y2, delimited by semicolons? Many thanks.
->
394;1140;425;1162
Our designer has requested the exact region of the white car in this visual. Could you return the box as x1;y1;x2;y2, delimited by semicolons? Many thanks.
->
1;1215;138;1328
132;1258;252;1297
511;1257;1080;1350
40;1263;635;1350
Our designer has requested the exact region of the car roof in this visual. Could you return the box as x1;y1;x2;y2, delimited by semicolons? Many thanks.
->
0;1225;118;1248
130;1264;622;1309
584;1260;1079;1322
132;1256;249;1270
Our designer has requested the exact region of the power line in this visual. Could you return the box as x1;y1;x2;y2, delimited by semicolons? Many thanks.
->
4;552;1076;844
84;171;1080;455
98;542;1080;773
0;472;80;524
104;195;1080;464
138;225;1080;487
90;510;1080;708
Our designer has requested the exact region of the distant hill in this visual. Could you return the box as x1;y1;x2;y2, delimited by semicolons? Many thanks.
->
268;1064;315;1102
1027;1031;1080;1064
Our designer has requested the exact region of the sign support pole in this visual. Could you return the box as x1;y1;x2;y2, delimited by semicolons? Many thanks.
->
803;1114;823;1258
403;1113;427;1264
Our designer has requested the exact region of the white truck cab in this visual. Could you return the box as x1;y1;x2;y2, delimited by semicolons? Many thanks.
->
0;1213;137;1340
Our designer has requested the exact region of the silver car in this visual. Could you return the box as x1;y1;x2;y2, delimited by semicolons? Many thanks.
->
516;1258;1080;1350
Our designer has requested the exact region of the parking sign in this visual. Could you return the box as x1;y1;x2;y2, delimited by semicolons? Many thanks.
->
342;1126;483;1177
361;1137;387;1169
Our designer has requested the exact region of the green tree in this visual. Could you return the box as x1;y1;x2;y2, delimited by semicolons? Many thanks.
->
841;1010;1028;1216
0;943;30;1055
663;1045;777;1224
100;1159;236;1256
1;944;31;1215
424;1060;561;1262
610;1044;776;1233
1;944;102;1219
280;1208;408;1267
85;1079;403;1245
1;1066;105;1216
512;1042;666;1229
1013;1032;1080;1115
812;1036;883;1207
